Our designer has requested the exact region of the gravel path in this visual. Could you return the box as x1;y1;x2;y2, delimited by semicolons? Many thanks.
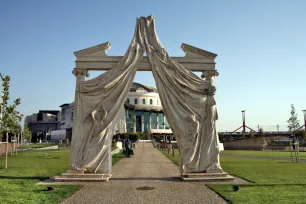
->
62;143;226;204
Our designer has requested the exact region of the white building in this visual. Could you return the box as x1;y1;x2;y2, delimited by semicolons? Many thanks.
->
125;82;169;133
59;82;170;136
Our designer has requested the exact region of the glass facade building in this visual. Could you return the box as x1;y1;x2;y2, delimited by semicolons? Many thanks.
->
124;82;171;133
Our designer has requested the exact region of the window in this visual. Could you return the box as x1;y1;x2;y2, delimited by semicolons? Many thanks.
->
127;98;130;103
136;111;142;132
150;99;153;105
143;112;150;133
151;112;157;129
134;98;138;104
126;109;134;132
158;112;164;129
143;98;146;104
165;116;169;129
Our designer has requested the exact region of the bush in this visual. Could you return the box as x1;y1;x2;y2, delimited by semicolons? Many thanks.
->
259;128;265;137
250;131;254;138
241;132;246;138
117;132;149;142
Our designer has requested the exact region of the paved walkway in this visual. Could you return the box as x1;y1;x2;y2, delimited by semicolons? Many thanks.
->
62;143;226;204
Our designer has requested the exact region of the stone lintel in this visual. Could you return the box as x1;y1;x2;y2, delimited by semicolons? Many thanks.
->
73;43;217;72
181;43;217;59
74;42;111;58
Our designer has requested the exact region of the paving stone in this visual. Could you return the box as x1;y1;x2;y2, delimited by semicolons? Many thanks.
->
62;143;227;204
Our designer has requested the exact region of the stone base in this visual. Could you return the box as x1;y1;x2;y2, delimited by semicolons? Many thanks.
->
54;172;112;182
180;172;234;181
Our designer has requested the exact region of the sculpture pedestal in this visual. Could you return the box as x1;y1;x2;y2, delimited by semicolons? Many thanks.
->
54;169;112;182
180;172;234;181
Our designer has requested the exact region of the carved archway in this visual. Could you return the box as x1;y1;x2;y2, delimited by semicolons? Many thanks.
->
56;16;232;182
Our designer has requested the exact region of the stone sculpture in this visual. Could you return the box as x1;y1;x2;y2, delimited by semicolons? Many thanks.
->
69;16;223;176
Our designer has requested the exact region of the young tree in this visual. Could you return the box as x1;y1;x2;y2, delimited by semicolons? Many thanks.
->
241;131;245;138
287;104;300;132
0;75;23;168
259;128;265;137
23;125;32;143
250;131;255;138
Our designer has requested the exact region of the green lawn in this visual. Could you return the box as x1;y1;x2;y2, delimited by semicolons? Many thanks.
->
18;143;56;149
221;150;306;159
160;149;306;204
0;148;124;204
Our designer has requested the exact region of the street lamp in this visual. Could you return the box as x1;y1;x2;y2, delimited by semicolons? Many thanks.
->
302;110;306;130
241;110;246;133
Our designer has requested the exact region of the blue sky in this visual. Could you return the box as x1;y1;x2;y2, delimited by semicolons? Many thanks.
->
1;0;305;131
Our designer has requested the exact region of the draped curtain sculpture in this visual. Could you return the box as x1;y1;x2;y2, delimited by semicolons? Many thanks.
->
70;16;223;175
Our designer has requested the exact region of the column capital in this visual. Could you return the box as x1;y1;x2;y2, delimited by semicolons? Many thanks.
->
201;70;219;79
72;69;90;77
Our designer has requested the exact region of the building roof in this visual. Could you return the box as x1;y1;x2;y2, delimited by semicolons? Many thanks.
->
124;103;163;112
39;110;60;113
59;103;70;107
130;82;158;93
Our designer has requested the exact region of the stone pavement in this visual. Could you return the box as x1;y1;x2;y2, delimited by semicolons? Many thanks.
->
62;143;226;204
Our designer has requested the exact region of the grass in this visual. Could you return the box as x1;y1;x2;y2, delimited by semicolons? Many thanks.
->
160;148;306;204
111;146;118;151
221;150;306;159
18;143;56;149
0;148;124;204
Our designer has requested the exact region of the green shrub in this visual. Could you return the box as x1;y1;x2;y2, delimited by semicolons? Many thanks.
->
117;132;149;141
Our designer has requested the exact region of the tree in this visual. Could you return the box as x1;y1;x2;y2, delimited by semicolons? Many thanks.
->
241;131;245;138
259;128;265;137
250;131;254;138
23;125;32;143
0;75;23;168
287;104;300;132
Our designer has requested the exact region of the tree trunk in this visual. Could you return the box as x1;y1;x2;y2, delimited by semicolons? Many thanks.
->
5;132;8;169
16;133;19;155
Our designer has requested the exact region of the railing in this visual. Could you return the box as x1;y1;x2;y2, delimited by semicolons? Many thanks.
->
152;139;157;148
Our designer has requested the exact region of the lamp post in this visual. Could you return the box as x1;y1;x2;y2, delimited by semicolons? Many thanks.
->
241;110;246;133
302;110;306;130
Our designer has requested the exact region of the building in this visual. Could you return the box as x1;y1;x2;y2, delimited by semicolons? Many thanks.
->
24;110;60;142
58;82;170;137
125;82;170;133
58;102;74;142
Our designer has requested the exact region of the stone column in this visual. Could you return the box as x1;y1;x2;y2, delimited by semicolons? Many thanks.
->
141;111;144;132
149;112;151;131
72;69;89;133
201;70;218;86
156;112;159;129
133;111;136;132
201;70;223;173
69;69;89;171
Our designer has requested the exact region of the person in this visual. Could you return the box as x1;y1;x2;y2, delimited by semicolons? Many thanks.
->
128;139;134;156
124;139;130;157
124;139;134;157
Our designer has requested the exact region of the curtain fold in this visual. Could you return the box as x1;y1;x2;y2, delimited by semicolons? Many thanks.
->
70;16;222;174
141;17;221;173
70;19;144;173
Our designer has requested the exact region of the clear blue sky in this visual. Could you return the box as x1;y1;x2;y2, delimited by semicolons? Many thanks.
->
1;0;305;132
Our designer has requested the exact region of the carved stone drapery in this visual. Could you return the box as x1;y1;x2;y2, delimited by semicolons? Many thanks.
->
69;16;222;175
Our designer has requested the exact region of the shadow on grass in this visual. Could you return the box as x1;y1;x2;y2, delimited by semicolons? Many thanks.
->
0;176;48;181
36;156;61;159
112;155;125;158
111;177;182;182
